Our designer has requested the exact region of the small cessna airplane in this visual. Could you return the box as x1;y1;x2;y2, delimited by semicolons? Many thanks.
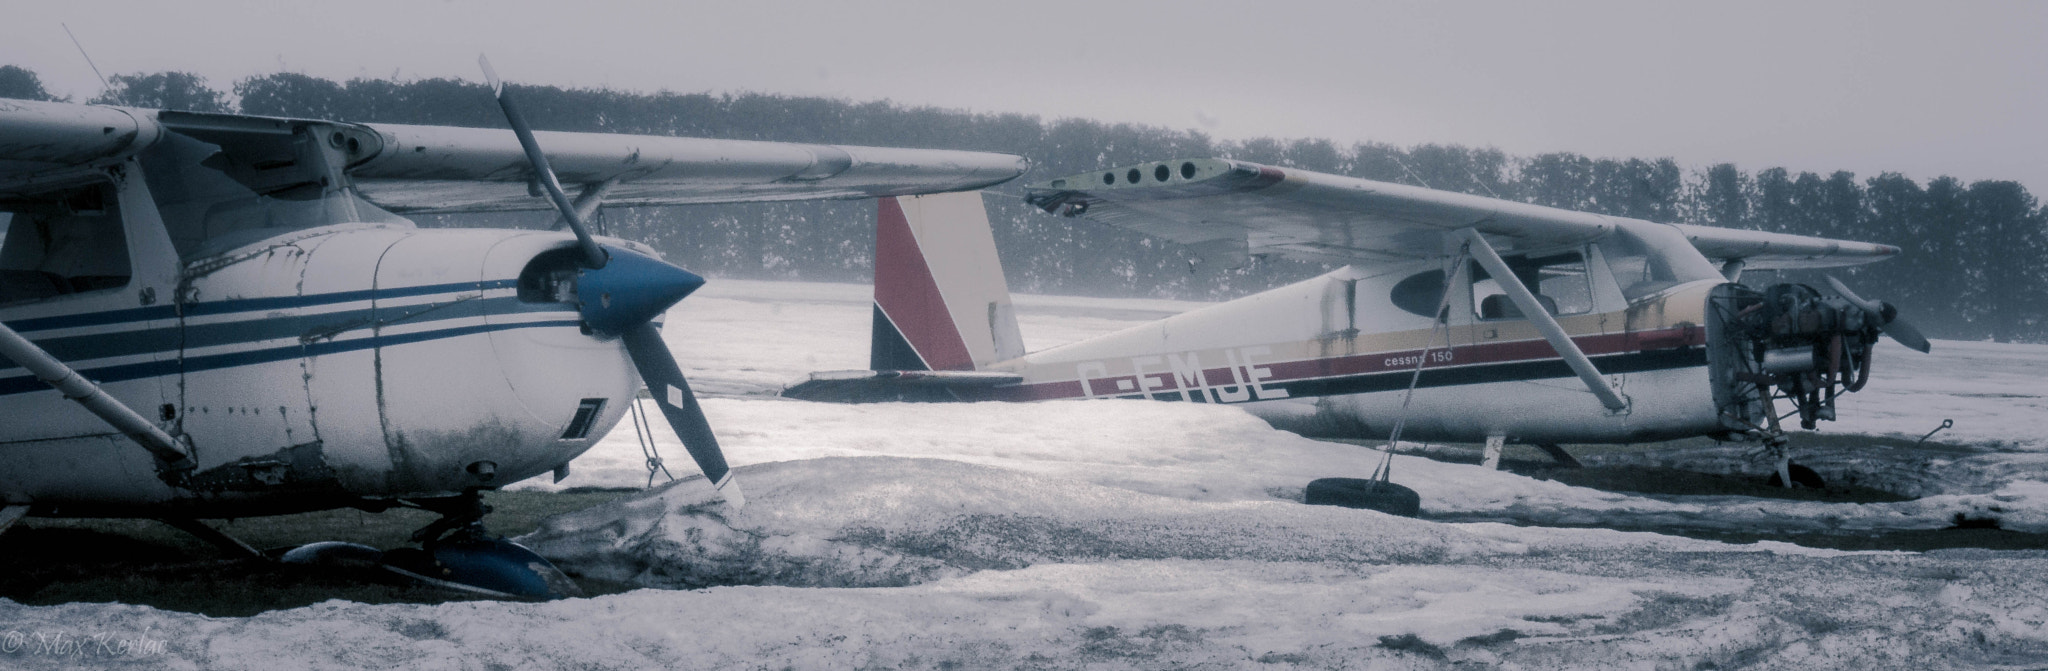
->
0;61;1025;597
784;159;1931;513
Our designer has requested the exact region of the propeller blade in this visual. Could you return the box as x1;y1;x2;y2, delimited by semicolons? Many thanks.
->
480;55;608;270
482;57;737;504
1882;314;1933;353
1824;276;1882;315
1826;275;1932;353
622;322;744;508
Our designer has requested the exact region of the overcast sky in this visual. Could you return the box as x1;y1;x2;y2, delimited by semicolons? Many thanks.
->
5;1;2045;194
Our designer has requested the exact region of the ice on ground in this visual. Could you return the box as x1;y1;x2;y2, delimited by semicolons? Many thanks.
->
17;456;2048;669
523;454;1925;594
0;560;1768;670
532;394;2048;534
519;457;1503;589
606;278;2048;524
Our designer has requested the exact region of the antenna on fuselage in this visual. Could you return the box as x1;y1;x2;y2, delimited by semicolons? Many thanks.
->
61;23;110;98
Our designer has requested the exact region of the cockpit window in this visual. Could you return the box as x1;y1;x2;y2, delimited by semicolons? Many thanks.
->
0;182;130;305
1470;251;1593;321
1598;222;1724;301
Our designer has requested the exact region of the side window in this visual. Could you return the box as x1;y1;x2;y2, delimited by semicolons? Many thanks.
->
0;183;130;305
1595;223;1725;302
1602;245;1679;301
1470;251;1592;321
1388;269;1448;319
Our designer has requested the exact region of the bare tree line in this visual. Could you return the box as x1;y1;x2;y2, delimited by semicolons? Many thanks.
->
5;66;2041;342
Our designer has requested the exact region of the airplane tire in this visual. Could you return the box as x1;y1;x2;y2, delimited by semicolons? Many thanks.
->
1766;463;1827;489
1305;478;1422;517
277;541;385;567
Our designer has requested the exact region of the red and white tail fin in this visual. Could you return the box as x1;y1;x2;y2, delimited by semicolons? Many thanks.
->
871;191;1024;371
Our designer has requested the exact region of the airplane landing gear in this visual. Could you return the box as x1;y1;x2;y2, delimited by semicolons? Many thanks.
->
1750;429;1825;489
276;491;582;600
378;491;583;600
1534;443;1583;468
1767;463;1827;489
152;492;580;599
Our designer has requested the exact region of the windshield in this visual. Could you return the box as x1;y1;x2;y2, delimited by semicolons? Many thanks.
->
1598;221;1724;301
138;127;409;260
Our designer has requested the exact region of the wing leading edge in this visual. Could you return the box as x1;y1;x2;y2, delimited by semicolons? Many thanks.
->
352;123;1029;213
0;99;1029;208
1025;158;1898;269
0;99;161;196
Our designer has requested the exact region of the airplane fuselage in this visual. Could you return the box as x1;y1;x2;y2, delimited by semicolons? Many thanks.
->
972;268;1730;445
786;192;1818;448
0;158;639;517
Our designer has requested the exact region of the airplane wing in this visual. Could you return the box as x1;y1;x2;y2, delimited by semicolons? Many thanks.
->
0;99;1028;208
350;123;1029;213
1666;223;1898;270
0;99;162;196
1023;158;1897;268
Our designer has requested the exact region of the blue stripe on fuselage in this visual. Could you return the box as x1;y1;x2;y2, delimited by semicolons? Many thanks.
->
1;279;521;334
0;279;580;397
0;318;586;397
21;296;568;365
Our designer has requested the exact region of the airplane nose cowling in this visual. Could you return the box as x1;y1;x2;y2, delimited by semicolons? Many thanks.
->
574;247;706;335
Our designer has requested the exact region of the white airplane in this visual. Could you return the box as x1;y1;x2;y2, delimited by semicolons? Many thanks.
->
784;159;1931;513
0;65;1026;597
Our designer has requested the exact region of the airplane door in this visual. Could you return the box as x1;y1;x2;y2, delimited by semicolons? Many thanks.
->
0;177;177;443
0;171;185;501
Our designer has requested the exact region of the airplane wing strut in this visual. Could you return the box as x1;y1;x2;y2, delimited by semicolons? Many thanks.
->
1460;228;1631;413
0;320;196;476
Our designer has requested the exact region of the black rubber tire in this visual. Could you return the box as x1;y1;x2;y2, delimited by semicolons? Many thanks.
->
1766;463;1827;489
1304;478;1422;517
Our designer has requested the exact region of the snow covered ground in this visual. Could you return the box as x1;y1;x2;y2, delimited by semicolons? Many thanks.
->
9;278;2048;669
541;279;2048;535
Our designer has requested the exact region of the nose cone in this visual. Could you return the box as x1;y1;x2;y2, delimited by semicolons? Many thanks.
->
575;246;706;336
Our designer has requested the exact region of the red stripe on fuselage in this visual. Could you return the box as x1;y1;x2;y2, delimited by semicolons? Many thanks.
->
873;197;976;371
991;325;1707;402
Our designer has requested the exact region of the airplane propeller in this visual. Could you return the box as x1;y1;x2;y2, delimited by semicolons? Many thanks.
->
1825;276;1932;353
483;57;744;506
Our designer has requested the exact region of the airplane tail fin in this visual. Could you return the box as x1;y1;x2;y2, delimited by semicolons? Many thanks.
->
870;191;1024;371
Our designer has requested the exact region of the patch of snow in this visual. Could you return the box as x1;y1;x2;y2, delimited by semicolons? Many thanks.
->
519;457;1507;590
532;394;2048;534
1833;339;2048;452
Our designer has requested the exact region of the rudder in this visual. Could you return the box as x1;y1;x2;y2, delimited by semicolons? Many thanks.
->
871;191;1024;371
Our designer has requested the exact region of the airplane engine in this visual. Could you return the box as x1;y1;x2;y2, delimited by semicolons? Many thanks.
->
1708;280;1922;433
239;227;642;500
356;230;645;494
